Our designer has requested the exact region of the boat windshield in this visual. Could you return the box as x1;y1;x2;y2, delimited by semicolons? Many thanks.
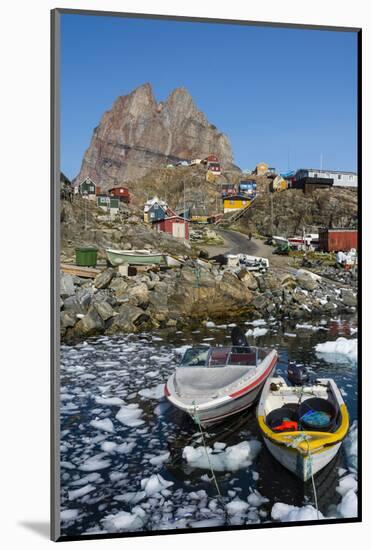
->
180;346;261;368
180;347;209;367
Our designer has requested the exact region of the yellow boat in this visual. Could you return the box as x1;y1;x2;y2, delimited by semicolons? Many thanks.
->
257;376;349;481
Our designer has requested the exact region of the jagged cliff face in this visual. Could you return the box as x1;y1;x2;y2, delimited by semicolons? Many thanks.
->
74;83;234;189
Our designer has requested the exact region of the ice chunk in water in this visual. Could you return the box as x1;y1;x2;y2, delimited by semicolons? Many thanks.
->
138;384;165;400
315;337;357;362
344;421;358;472
247;490;269;507
95;396;125;406
336;474;357;496
68;484;95;500
101;507;146;532
60;509;80;523
336;489;358;518
141;474;174;496
101;441;117;453
79;454;111;472
183;441;261;472
245;327;268;337
116;404;145;427
271;502;324;522
226;498;249;515
149;452;170;466
90;418;115;433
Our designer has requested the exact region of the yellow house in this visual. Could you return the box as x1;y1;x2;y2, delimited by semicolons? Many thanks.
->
255;162;269;176
223;195;251;213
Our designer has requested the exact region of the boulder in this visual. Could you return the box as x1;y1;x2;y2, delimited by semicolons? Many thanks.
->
93;301;116;321
60;310;77;330
94;268;116;289
126;283;149;307
238;269;258;290
73;308;105;337
107;304;151;334
341;289;357;307
60;273;75;298
296;270;319;291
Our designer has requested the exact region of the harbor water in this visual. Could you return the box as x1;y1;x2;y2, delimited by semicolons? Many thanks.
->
60;314;358;536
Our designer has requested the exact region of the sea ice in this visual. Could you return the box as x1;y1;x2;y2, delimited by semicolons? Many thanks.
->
226;498;249;515
116;404;145;427
336;489;358;518
271;502;324;522
315;337;357;362
101;507;146;532
90;418;115;433
138;384;165;400
68;484;95;500
101;441;117;453
149;452;170;466
60;509;80;523
336;474;357;496
95;396;125;406
183;440;261;472
141;474;174;496
247;490;269;507
245;327;268;338
79;454;111;472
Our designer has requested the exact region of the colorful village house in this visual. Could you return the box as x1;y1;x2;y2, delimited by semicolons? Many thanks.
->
108;186;131;204
238;180;257;197
270;175;288;192
153;215;190;240
255;162;269;176
221;183;237;197
223;194;251;213
190;206;210;223
291;169;334;193
143;196;168;223
96;195;120;217
79;177;100;200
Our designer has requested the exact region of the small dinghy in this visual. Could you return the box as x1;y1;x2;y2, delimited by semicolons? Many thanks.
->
257;376;349;481
165;328;278;427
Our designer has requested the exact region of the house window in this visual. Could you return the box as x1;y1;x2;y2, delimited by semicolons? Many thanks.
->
338;174;342;180
314;173;318;178
349;175;353;180
90;185;94;192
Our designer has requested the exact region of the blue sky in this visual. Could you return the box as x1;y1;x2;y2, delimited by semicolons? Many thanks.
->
61;14;358;180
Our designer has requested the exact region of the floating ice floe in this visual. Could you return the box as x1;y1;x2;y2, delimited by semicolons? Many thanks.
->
68;484;95;501
315;337;357;363
149;452;170;466
79;454;111;472
69;473;102;486
101;506;146;532
296;323;326;331
336;489;358;518
271;502;324;522
90;418;115;433
116;404;145;427
140;474;174;496
95;396;125;406
336;474;358;496
60;509;80;523
138;384;165;400
101;441;117;453
183;440;261;472
247;489;269;507
284;332;297;338
226;497;249;515
245;327;268;338
116;441;136;454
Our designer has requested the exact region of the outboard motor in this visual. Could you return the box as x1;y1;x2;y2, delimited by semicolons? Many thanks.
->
287;361;310;386
231;326;249;347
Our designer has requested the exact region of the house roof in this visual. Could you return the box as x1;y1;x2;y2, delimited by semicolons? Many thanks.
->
152;215;187;223
299;168;357;176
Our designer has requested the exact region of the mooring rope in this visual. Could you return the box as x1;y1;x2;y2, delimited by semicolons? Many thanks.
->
191;403;231;525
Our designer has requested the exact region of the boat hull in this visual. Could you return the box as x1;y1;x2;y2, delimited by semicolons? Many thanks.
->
166;351;277;427
106;249;166;266
263;438;342;482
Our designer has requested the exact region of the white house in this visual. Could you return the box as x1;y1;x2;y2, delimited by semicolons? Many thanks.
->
295;169;357;188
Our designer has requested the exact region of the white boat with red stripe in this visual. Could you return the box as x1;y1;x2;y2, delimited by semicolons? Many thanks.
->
165;342;278;427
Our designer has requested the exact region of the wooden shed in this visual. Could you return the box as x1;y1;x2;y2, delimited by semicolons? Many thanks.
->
153;216;190;240
108;186;131;203
318;228;358;252
79;177;100;200
223;195;251;213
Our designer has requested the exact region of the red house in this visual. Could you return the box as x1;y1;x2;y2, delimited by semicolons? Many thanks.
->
318;228;358;252
108;186;131;203
153;216;190;240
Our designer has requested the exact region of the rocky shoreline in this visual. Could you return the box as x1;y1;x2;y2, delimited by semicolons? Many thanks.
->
60;261;357;343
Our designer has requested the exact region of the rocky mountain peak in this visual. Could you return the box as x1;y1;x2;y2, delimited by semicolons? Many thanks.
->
73;84;235;189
